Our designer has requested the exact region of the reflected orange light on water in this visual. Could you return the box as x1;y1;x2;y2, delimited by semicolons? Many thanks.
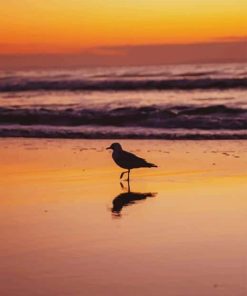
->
0;139;247;296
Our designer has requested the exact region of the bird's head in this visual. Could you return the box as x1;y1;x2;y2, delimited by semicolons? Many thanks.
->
106;142;123;151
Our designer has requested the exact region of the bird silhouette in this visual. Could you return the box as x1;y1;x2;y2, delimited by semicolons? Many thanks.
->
107;142;157;181
111;181;156;216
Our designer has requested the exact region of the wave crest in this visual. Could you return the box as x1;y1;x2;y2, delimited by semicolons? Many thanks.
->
0;105;246;130
1;78;247;92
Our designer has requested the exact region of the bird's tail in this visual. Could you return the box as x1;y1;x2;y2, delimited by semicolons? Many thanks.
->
146;162;158;168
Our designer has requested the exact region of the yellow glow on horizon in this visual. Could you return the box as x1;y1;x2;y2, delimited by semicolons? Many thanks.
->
1;0;247;53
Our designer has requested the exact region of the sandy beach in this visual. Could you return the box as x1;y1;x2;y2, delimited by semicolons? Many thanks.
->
0;138;246;296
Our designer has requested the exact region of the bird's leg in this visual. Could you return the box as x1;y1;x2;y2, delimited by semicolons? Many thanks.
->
120;182;124;189
120;181;129;192
120;171;128;179
127;176;130;193
123;169;131;182
127;169;130;182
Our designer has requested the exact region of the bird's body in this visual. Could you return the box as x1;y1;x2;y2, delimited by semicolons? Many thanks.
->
112;149;156;169
107;143;157;180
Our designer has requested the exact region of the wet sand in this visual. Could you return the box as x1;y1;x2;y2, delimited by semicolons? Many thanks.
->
0;139;247;296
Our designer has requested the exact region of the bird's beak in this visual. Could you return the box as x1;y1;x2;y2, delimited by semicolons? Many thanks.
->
106;146;111;150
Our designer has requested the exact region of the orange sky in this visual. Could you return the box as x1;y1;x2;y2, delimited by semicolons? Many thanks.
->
1;0;247;54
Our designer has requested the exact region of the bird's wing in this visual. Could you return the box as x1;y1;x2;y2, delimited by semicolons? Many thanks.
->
121;150;150;168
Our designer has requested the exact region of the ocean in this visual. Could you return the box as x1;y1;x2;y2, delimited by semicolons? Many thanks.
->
0;63;246;139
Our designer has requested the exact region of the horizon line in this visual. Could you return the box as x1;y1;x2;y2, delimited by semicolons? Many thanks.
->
0;38;246;56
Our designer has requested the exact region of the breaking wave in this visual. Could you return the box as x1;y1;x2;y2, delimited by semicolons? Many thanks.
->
0;78;247;92
0;105;246;132
0;125;246;140
1;64;246;139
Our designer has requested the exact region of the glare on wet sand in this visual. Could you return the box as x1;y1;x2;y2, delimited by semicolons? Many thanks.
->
0;139;246;296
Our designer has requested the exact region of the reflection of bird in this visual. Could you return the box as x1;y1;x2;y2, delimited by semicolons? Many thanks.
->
107;142;157;181
111;182;156;216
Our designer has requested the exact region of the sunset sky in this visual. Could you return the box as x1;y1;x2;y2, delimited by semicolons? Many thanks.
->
1;0;246;68
1;0;247;53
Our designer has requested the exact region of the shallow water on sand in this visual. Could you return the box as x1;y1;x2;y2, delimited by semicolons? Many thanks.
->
0;139;247;296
